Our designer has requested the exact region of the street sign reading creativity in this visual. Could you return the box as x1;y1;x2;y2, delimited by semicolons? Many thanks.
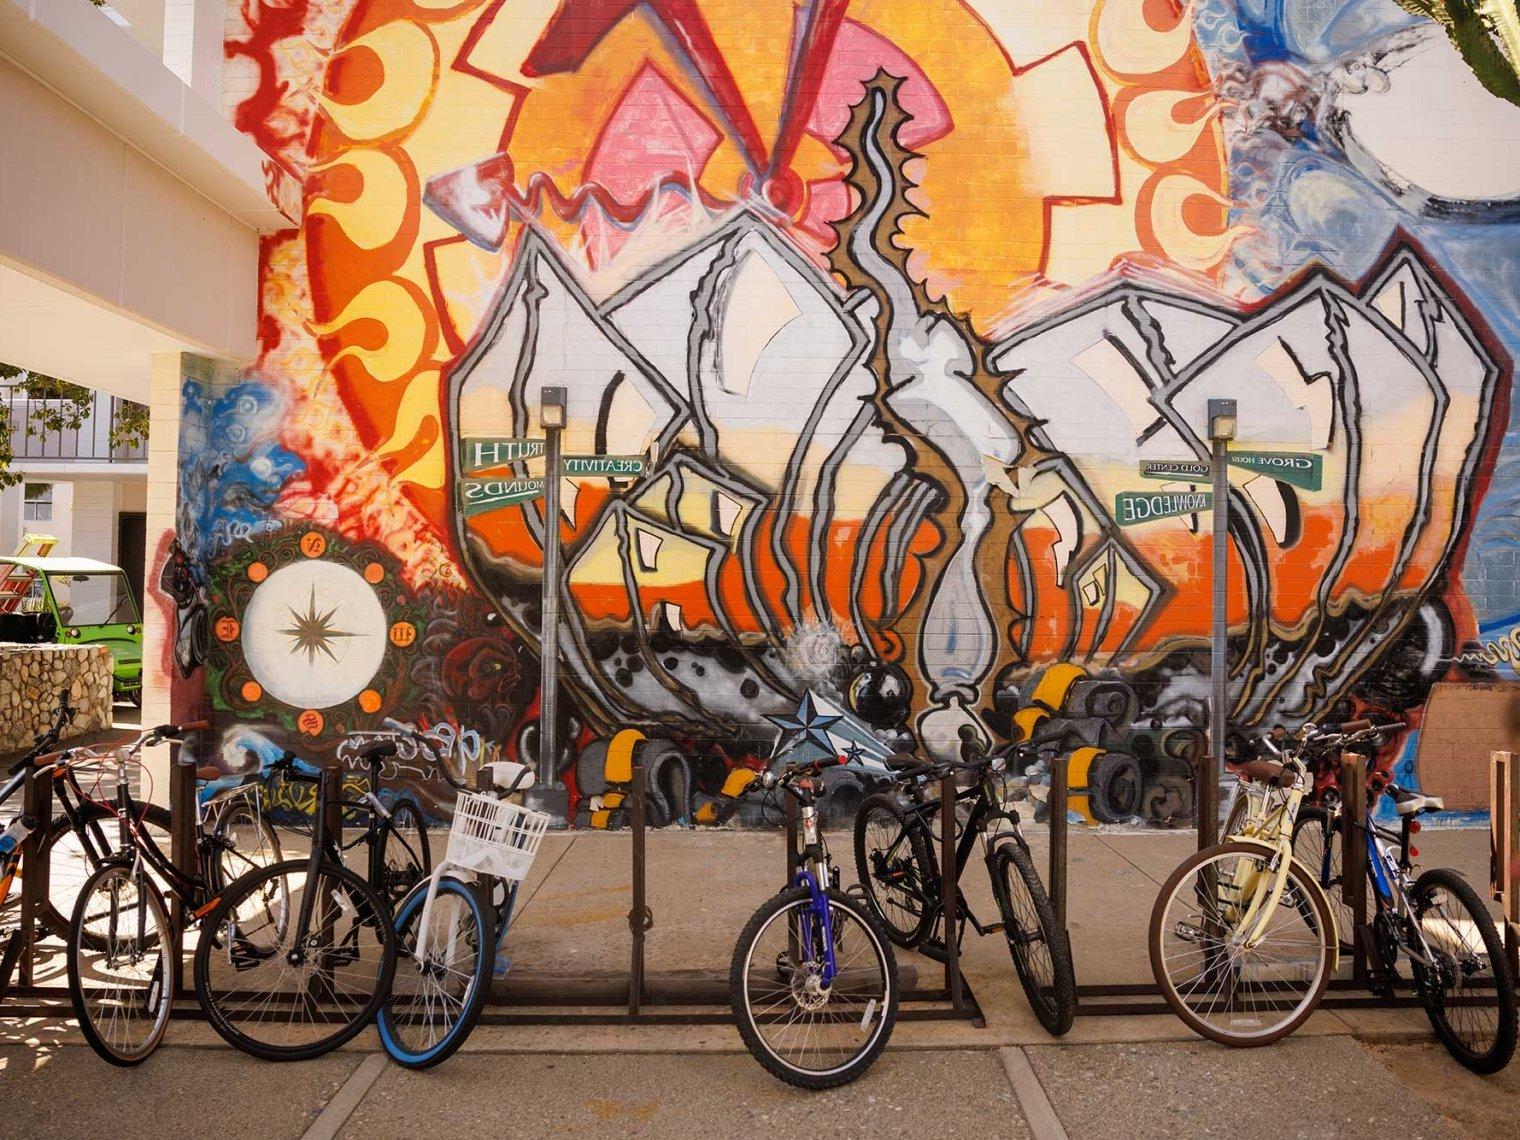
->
461;476;545;515
459;437;545;474
1139;459;1213;481
1226;450;1323;491
1115;489;1213;526
562;455;647;477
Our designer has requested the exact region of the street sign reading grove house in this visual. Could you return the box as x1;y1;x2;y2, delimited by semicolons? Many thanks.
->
1226;450;1322;491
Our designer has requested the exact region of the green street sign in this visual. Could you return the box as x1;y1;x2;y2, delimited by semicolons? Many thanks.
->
1226;450;1322;491
562;455;647;477
459;437;545;474
1115;489;1213;526
461;476;545;516
1139;459;1212;482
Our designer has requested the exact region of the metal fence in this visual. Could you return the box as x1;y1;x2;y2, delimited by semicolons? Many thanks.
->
2;385;146;462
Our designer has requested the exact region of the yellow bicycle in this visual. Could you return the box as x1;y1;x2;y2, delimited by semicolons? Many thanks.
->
1147;722;1373;1046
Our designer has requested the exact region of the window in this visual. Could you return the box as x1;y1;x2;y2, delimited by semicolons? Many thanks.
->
22;483;52;522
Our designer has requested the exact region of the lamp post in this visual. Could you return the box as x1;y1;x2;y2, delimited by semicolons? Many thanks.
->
534;386;568;819
1203;397;1236;849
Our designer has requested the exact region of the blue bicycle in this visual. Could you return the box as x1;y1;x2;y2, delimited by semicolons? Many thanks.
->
729;752;898;1088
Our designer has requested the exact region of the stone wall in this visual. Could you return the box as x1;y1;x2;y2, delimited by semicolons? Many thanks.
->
0;645;113;754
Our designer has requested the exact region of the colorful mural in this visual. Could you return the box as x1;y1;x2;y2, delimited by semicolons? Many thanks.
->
199;0;1520;824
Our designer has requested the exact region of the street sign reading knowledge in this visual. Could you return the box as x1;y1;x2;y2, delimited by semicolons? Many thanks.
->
1115;489;1213;526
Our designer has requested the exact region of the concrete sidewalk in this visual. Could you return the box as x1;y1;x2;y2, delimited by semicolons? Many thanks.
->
3;824;1515;1136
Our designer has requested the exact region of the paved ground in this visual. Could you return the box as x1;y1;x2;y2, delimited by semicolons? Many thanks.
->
3;798;1516;1136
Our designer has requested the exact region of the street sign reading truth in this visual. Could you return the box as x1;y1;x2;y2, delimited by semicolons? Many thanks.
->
1139;459;1213;481
1226;450;1323;491
459;437;545;474
562;455;647;477
1115;489;1213;526
460;476;546;516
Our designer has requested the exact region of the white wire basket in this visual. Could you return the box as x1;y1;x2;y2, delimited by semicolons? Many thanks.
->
444;791;550;881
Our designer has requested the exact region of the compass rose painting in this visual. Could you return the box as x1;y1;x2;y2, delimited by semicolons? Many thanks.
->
206;528;427;740
242;560;388;708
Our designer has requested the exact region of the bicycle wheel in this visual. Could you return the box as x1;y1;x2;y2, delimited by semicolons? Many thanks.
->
39;802;171;943
66;862;174;1066
1409;868;1518;1074
380;797;431;910
195;858;395;1061
377;876;492;1069
990;841;1076;1035
730;885;897;1089
1290;807;1354;949
852;793;935;948
1150;840;1335;1046
213;799;284;892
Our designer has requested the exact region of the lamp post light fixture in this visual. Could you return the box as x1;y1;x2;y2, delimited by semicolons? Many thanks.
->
534;386;569;819
1202;398;1237;849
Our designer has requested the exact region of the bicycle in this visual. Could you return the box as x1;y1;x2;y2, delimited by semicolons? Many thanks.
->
1291;768;1517;1072
193;752;398;1061
853;739;1077;1035
46;718;292;1064
376;759;547;1068
728;745;899;1089
0;693;176;954
1149;720;1381;1046
313;732;433;912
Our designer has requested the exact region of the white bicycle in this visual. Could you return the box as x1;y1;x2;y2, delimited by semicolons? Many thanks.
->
376;760;548;1068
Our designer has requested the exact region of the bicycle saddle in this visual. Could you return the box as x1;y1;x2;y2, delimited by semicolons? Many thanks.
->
359;739;398;764
1391;786;1445;816
1226;757;1287;785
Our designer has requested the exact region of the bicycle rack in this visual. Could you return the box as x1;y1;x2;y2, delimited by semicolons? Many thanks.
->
14;765;52;992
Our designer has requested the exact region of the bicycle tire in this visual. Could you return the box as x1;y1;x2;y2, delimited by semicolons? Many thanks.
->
852;792;936;948
377;876;492;1069
730;886;897;1089
212;799;285;894
379;797;431;910
195;857;396;1061
990;841;1076;1035
1149;840;1335;1047
38;801;172;944
1290;807;1354;950
1409;867;1518;1074
67;861;175;1066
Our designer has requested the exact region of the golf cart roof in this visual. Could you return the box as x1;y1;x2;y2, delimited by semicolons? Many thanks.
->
0;556;124;574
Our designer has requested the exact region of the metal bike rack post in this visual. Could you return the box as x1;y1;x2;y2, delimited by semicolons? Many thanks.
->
784;792;800;885
1196;736;1218;853
1339;752;1369;985
628;758;649;1015
169;757;197;989
939;773;965;1013
1490;750;1520;977
1049;754;1069;934
17;767;52;988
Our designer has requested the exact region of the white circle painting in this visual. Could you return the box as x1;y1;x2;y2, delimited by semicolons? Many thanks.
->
240;560;387;708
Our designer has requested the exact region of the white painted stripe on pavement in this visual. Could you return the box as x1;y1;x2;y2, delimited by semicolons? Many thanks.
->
303;1051;388;1140
1000;1046;1068;1140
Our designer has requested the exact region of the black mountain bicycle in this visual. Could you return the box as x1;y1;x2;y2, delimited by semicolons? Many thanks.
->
0;693;173;954
323;734;433;912
1292;777;1517;1073
854;740;1077;1035
195;752;398;1061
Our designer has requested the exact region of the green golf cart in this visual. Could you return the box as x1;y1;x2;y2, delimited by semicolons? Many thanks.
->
0;556;143;705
